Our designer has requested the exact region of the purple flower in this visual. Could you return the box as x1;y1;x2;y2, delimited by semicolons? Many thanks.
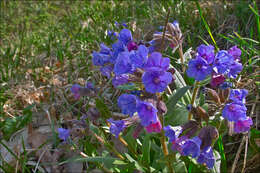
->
234;117;253;133
145;121;162;133
117;94;138;116
107;118;126;138
213;50;234;74
114;51;135;75
112;74;129;87
107;30;117;39
197;44;215;64
127;41;138;51
228;46;241;62
92;44;111;66
186;57;212;81
92;51;110;66
164;125;176;142
222;103;247;122
210;73;225;88
130;45;148;68
197;146;215;169
130;90;142;96
58;128;70;141
219;82;232;90
111;41;125;64
100;64;113;78
118;28;132;45
144;52;170;72
227;61;243;78
172;136;188;154
182;136;202;158
137;101;158;127
85;82;95;90
142;71;172;93
71;84;81;99
229;89;248;104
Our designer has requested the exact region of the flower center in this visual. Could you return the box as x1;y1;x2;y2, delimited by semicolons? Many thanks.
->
153;77;160;84
229;104;235;111
196;64;202;70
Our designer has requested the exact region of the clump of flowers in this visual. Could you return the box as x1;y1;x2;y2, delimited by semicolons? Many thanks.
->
63;20;253;172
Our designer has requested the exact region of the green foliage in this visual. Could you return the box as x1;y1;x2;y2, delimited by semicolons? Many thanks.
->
0;105;33;140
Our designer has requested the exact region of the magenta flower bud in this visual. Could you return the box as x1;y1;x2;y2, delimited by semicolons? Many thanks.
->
234;117;253;133
210;73;225;88
127;41;138;51
145;120;162;133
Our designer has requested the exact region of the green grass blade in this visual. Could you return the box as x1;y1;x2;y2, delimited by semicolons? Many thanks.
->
195;1;218;50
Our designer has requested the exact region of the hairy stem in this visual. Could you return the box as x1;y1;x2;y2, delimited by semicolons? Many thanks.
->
178;43;185;72
188;81;200;120
159;116;174;173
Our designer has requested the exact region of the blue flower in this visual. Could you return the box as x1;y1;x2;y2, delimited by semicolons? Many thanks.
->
227;61;243;78
137;101;158;127
118;28;132;45
129;45;148;68
171;136;188;154
111;41;125;64
85;82;95;90
142;71;172;93
58;128;70;141
213;50;234;74
229;89;248;104
114;51;135;75
107;118;126;138
117;94;138;116
182;136;202;158
186;57;212;81
164;125;176;142
222;103;247;122
219;82;233;90
197;44;215;64
92;43;111;66
234;117;253;133
100;64;113;78
197;146;215;169
112;74;129;87
228;46;241;62
144;52;170;72
71;84;81;99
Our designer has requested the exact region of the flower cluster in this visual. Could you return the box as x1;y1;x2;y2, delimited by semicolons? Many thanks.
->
186;44;242;87
222;89;252;133
90;28;175;137
164;124;217;169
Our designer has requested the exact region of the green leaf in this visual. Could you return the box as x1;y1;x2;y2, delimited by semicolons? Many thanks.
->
95;98;111;119
166;86;191;112
173;68;192;104
142;134;151;164
165;104;189;126
125;153;145;172
165;86;190;125
212;150;221;173
173;161;188;173
117;83;139;91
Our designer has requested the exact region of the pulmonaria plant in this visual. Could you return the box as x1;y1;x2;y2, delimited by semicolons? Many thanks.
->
65;21;253;172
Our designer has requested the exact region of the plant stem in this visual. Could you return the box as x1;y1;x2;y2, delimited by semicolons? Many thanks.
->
159;115;174;173
160;8;171;51
188;81;200;120
178;43;185;72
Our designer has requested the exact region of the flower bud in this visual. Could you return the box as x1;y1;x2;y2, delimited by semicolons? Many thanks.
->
206;88;221;105
196;106;209;123
198;126;219;150
181;120;199;138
